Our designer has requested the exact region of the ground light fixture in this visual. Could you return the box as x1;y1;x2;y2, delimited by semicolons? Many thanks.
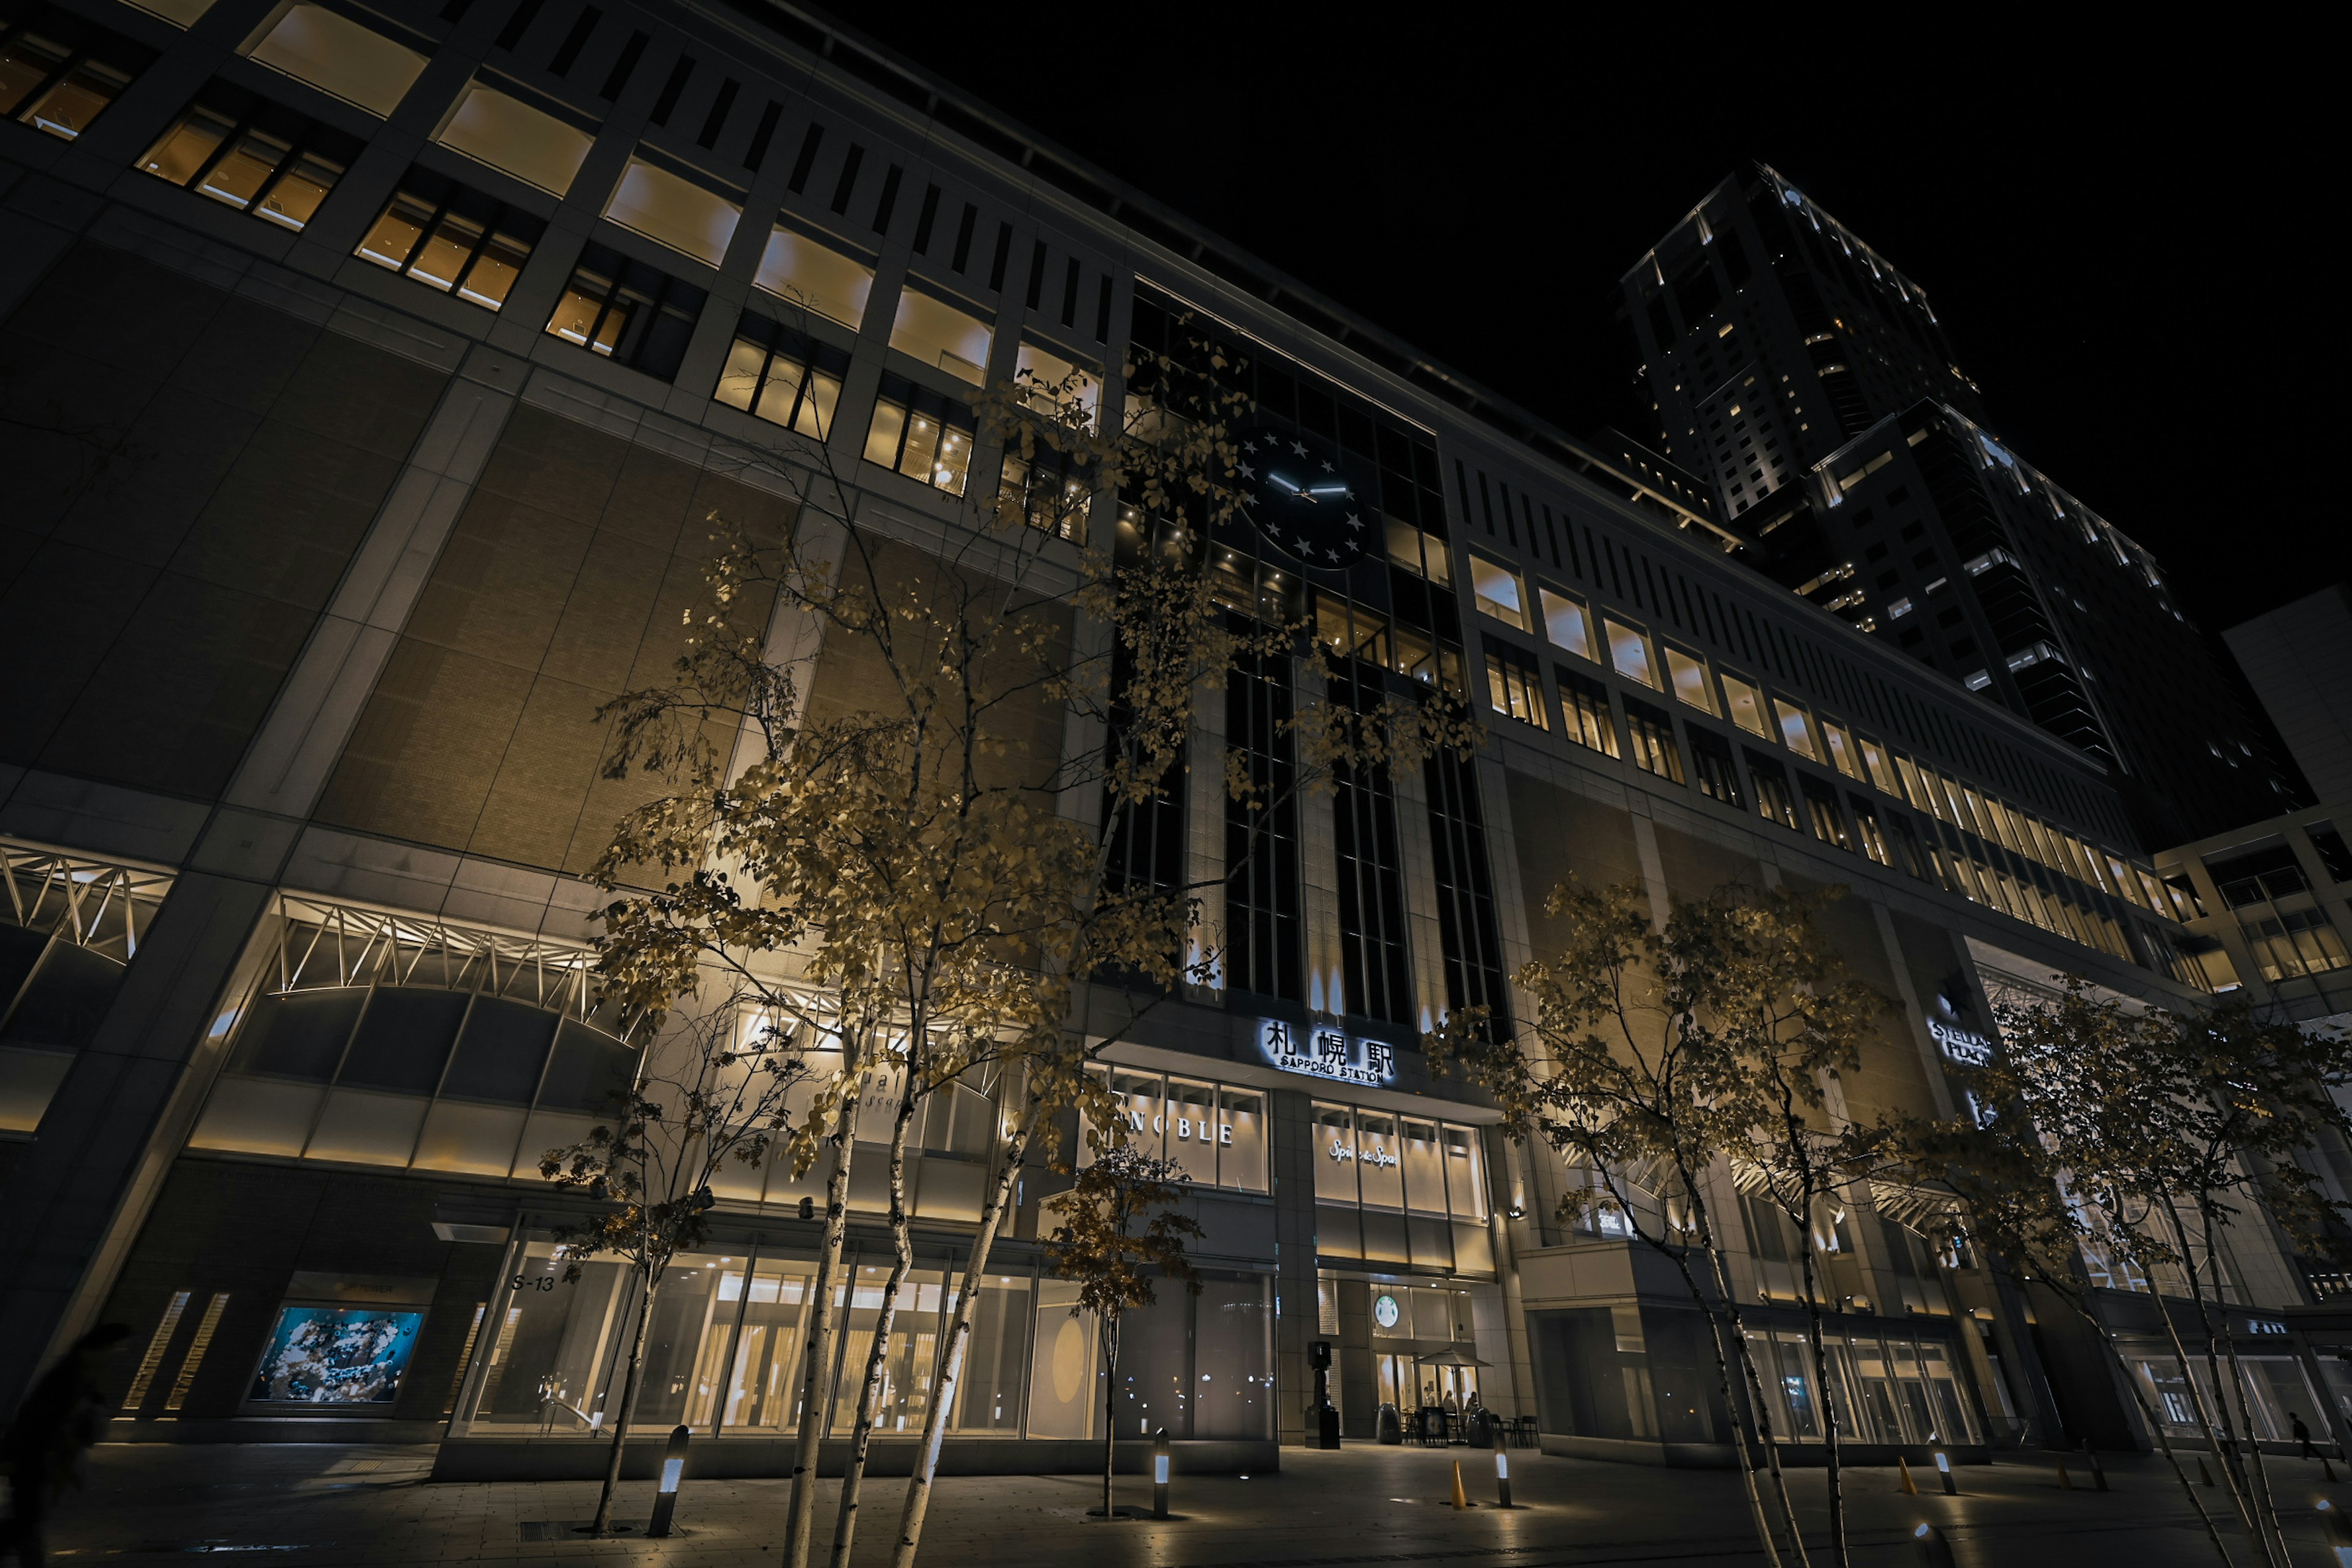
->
2321;1496;2352;1566
1153;1428;1171;1519
1491;1423;1513;1509
647;1424;691;1539
1933;1449;1956;1494
1911;1521;1956;1568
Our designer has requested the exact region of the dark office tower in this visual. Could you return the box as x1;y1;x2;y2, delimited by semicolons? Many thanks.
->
1619;165;2301;848
2225;585;2352;805
1619;164;1980;527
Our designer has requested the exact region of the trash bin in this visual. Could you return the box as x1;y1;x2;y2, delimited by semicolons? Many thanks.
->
1377;1403;1403;1445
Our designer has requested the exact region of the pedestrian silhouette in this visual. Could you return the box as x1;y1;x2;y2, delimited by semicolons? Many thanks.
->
1;1324;131;1567
2293;1411;2320;1460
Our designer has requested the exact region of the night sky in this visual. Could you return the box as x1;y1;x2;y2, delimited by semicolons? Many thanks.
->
855;10;2336;635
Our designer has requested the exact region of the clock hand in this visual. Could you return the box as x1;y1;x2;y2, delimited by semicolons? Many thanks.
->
1306;482;1350;499
1268;472;1303;496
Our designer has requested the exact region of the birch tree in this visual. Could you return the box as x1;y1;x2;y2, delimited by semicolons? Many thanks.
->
1431;878;1873;1568
1041;1142;1204;1519
538;1001;812;1536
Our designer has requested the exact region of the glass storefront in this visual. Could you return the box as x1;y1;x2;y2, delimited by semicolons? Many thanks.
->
2125;1345;2324;1444
1751;1325;1981;1446
454;1238;1271;1443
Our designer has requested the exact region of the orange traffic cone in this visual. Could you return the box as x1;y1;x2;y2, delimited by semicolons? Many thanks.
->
2056;1458;2072;1490
1899;1456;1918;1495
1450;1461;1469;1509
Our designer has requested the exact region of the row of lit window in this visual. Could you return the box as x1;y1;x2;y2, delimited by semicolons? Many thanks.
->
1469;556;2176;919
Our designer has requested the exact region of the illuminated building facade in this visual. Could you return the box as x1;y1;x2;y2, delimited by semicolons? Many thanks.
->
0;0;2305;1472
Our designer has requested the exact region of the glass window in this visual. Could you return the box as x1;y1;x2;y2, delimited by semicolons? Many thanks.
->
1689;726;1743;808
1401;1118;1446;1215
1624;698;1684;785
1538;587;1592;658
832;1265;946;1434
997;447;1091;543
1859;737;1898;794
717;1257;817;1431
1558;668;1619;758
1387;520;1451;586
0;22;140;141
1721;673;1770;737
1025;1279;1098;1438
1108;1068;1162;1158
1355;1110;1404;1209
543;243;704;381
1746;749;1798;831
863;373;974;495
1469;554;1526;630
1442;1124;1486;1219
1483;638;1547;729
603;156;740;267
137;86;359;231
1164;1077;1219;1185
714;315;848;439
1849;796;1891;865
1773;698;1817;759
1664;646;1714;712
1821;721;1863;780
434;79;594;195
355;170;544;311
1219;1087;1268;1193
1013;340;1101;429
244;2;424;117
1313;1102;1357;1204
461;1242;633;1433
130;0;215;19
889;287;992;384
753;226;873;330
948;1270;1032;1432
1604;617;1656;687
1801;776;1851;851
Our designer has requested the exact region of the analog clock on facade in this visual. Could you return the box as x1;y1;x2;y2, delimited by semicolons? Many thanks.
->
1228;420;1373;570
1372;1292;1401;1329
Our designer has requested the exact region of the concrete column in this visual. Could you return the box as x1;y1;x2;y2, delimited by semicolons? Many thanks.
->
1337;1278;1375;1438
1294;666;1344;1019
0;866;277;1408
1269;1085;1319;1446
1185;674;1229;1005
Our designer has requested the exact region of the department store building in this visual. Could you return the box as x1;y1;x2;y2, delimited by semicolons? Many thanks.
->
0;0;2285;1474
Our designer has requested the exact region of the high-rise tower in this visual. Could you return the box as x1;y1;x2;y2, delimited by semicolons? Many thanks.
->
1619;165;2301;846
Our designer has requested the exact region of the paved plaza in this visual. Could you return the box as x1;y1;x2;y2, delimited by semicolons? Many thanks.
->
14;1442;2350;1566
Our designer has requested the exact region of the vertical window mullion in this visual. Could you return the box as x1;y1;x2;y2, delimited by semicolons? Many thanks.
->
244;125;311;212
183;109;252;191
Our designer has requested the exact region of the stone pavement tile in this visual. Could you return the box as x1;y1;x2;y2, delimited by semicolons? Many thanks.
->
23;1442;2350;1566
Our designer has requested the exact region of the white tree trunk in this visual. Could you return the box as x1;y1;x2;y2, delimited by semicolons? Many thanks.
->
827;1071;919;1568
889;1074;1035;1568
785;1061;867;1568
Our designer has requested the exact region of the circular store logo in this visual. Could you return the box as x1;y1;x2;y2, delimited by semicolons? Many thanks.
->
1372;1292;1401;1330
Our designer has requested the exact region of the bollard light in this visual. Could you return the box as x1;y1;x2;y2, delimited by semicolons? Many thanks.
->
1912;1521;1957;1568
2084;1443;2108;1492
1934;1450;1956;1496
1491;1421;1513;1509
1152;1427;1170;1519
2321;1498;2352;1567
647;1423;691;1539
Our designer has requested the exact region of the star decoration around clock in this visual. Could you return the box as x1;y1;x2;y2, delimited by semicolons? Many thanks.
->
1226;418;1374;570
